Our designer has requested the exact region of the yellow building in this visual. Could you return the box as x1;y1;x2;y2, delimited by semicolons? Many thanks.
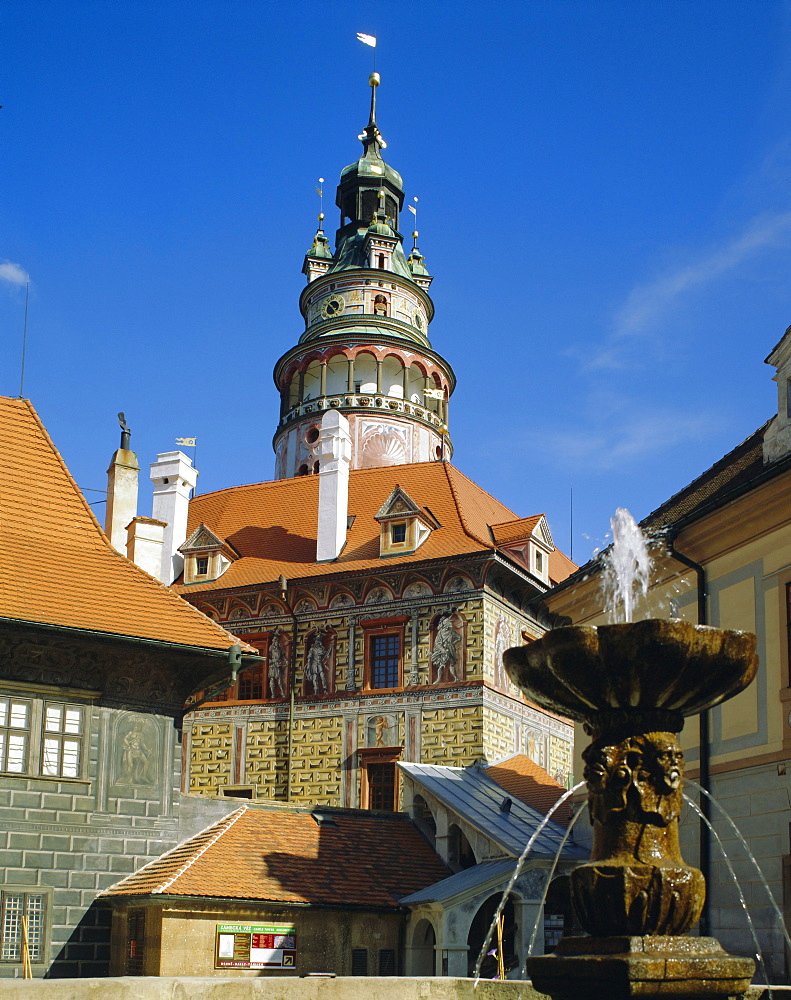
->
176;78;576;810
541;326;791;981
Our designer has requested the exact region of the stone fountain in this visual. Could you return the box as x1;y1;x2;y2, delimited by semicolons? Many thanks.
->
504;618;758;1000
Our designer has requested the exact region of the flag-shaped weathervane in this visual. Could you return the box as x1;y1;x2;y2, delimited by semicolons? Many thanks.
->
357;33;376;47
176;437;196;447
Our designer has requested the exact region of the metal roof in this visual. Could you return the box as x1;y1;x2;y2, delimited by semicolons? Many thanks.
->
399;859;517;905
398;761;587;860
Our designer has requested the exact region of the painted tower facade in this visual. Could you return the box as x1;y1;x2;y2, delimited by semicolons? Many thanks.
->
273;75;454;479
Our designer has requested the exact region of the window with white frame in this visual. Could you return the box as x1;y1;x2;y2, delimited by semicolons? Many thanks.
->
41;703;83;778
0;891;47;963
0;698;31;774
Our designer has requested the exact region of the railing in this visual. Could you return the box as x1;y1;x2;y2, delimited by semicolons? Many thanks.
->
279;394;444;428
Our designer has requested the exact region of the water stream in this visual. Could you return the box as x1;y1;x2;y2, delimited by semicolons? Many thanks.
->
685;779;791;957
682;792;771;995
472;781;586;986
521;802;586;974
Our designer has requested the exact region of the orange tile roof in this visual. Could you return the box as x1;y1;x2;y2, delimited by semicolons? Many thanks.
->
489;515;543;546
0;397;250;652
177;462;576;594
101;804;450;906
484;754;572;825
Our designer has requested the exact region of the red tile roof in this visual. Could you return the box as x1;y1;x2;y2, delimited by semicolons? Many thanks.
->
484;754;572;825
177;462;575;594
101;805;450;906
0;397;250;652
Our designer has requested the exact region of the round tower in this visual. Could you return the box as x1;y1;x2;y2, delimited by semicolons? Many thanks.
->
272;74;455;479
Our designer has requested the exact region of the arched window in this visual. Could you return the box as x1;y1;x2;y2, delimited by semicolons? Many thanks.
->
411;919;436;976
466;893;517;978
412;794;436;849
448;822;476;871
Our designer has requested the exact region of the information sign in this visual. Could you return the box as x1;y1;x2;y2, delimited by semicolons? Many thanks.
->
215;923;297;969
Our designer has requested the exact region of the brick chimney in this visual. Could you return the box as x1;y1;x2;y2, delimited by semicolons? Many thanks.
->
316;410;352;562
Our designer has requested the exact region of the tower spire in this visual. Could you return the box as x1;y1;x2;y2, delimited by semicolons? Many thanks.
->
358;72;386;155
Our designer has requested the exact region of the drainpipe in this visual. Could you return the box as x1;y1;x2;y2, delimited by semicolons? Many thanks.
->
277;575;299;804
662;531;711;937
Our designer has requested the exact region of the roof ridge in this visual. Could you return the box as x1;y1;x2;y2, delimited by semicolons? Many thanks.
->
99;805;248;897
155;805;247;893
441;463;493;549
444;463;519;521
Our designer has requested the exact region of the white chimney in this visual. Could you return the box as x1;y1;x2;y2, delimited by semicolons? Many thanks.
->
150;451;198;584
126;516;166;580
316;410;352;562
105;419;139;554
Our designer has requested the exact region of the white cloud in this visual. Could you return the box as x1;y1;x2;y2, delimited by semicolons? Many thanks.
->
0;261;29;287
532;407;719;472
588;210;791;370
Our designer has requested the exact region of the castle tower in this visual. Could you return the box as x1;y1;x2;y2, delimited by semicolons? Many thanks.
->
272;74;455;479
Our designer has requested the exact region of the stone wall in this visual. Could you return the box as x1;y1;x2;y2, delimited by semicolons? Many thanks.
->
0;976;549;999
0;702;182;979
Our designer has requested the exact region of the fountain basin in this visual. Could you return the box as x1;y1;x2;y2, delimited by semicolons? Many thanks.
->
503;620;757;738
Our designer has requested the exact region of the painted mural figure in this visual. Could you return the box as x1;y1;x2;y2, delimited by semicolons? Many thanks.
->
431;611;462;683
119;726;153;785
493;617;511;690
375;715;389;746
304;629;331;695
268;628;287;699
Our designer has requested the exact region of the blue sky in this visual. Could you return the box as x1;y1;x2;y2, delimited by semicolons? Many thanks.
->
2;1;790;561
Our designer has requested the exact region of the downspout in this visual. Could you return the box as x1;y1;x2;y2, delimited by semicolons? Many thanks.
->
277;575;299;804
662;530;711;937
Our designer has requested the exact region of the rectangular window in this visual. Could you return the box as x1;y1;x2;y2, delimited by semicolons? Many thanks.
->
390;522;407;544
370;634;400;689
366;760;397;811
41;703;83;778
196;556;209;576
1;892;46;963
0;698;30;774
351;948;368;976
379;948;396;976
126;909;145;975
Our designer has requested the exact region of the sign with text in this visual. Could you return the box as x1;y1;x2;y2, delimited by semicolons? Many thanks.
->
215;923;297;969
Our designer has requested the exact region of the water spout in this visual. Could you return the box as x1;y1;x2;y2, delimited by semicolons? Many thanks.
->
600;507;651;623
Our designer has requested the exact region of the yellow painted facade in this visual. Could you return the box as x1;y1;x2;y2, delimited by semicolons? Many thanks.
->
185;578;574;807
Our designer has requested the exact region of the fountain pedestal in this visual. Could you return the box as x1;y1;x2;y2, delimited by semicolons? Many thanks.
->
504;621;759;1000
527;936;755;1000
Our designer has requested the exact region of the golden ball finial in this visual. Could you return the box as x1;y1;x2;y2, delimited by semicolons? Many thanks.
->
369;72;380;87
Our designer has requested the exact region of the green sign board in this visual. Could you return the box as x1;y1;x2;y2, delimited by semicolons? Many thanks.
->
215;923;297;970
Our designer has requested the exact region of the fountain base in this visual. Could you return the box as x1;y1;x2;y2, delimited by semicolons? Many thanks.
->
526;935;755;1000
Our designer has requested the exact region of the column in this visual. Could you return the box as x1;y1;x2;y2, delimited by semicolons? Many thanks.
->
347;357;355;393
346;616;358;691
319;360;327;398
409;609;420;685
402;363;410;401
376;359;383;395
297;369;305;405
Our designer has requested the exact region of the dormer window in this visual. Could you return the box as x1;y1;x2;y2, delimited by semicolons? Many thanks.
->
375;486;438;558
179;524;239;585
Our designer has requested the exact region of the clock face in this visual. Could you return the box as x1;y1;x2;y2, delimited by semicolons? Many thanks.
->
321;295;345;319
